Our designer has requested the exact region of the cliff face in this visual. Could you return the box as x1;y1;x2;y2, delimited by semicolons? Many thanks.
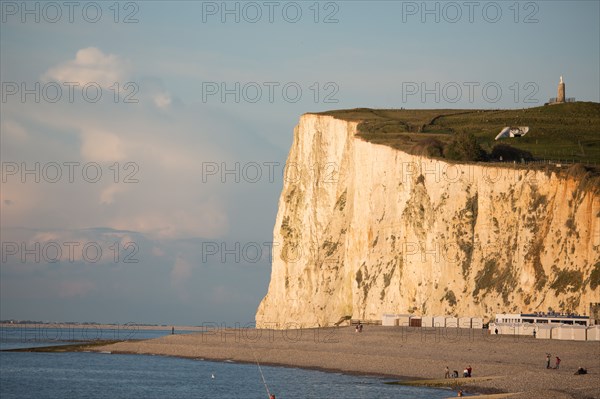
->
256;114;600;328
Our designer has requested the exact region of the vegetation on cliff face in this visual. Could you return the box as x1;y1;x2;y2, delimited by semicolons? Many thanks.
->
550;268;583;295
280;215;301;263
473;259;517;305
455;194;478;278
589;262;600;290
524;190;550;290
334;190;347;211
441;289;457;307
322;240;340;258
402;182;434;241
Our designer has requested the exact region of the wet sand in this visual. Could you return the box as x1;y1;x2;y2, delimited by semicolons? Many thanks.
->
92;325;600;398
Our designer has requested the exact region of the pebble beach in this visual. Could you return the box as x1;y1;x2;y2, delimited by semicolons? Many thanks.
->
92;325;600;398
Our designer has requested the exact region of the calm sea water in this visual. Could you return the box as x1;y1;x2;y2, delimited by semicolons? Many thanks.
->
0;351;454;399
0;327;453;398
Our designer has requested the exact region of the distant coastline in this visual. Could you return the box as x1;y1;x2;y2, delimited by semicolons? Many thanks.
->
0;322;206;331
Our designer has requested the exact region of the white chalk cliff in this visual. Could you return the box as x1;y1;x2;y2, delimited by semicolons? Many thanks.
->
256;114;600;328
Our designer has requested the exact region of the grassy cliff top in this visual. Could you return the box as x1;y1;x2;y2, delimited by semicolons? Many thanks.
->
316;102;600;165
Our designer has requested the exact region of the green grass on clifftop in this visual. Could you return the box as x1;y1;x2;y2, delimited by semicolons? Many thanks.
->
317;102;600;165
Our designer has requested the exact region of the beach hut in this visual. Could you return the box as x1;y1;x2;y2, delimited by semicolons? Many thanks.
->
458;317;472;328
571;325;587;341
586;325;600;341
506;324;520;335
433;316;446;328
471;318;483;329
536;324;553;339
507;323;522;335
409;317;422;327
555;325;588;341
491;323;518;335
554;326;574;340
421;316;434;328
445;317;458;328
397;314;411;327
516;323;536;336
490;322;520;335
382;314;399;326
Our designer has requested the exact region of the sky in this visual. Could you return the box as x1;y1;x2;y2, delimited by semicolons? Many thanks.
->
1;1;599;325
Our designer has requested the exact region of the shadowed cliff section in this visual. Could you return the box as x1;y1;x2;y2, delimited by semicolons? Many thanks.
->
256;107;600;329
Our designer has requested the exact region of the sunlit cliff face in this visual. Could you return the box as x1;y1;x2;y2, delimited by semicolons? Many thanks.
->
256;114;600;328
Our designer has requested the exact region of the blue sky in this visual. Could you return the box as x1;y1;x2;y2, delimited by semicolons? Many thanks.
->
1;1;599;325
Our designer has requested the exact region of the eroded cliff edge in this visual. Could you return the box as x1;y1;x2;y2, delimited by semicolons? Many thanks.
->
256;114;600;328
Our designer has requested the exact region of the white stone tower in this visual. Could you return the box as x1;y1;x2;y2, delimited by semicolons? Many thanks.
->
557;76;565;103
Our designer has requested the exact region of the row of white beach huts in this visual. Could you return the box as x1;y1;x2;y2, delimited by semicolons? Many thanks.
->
381;314;600;341
381;314;483;328
489;323;600;341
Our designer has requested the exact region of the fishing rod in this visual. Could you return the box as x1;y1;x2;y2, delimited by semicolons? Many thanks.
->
248;342;271;398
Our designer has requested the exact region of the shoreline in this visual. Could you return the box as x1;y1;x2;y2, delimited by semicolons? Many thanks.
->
86;326;599;399
101;351;510;397
105;350;418;380
4;344;510;397
140;353;516;396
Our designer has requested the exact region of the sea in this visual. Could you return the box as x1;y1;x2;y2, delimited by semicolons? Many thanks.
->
0;326;454;399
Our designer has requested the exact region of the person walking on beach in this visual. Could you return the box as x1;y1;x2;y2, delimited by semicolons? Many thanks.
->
444;366;450;379
467;365;472;377
555;357;561;369
546;353;551;369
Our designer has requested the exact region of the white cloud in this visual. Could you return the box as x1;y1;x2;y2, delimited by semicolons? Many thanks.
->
42;47;130;88
5;48;248;243
110;200;228;240
31;231;61;242
0;228;144;265
1;119;29;142
152;246;165;257
153;92;172;109
80;128;126;162
100;184;124;205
